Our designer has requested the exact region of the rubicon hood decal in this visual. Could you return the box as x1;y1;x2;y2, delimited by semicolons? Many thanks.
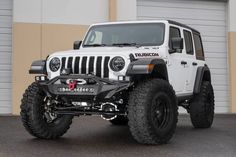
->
134;53;159;57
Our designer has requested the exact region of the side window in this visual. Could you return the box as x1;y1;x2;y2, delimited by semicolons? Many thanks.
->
183;30;194;55
193;33;204;60
169;27;181;52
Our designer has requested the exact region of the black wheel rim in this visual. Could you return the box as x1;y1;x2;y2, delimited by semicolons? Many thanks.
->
41;96;59;124
151;94;171;129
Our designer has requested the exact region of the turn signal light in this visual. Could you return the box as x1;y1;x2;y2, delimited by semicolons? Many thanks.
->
148;64;155;72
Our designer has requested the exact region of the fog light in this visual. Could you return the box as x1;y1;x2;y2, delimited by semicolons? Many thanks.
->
118;75;130;81
118;75;125;81
40;76;46;81
35;76;40;81
35;75;47;82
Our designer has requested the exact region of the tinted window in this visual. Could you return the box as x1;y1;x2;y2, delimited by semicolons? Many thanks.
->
169;27;181;52
83;23;165;47
193;33;204;60
184;30;194;55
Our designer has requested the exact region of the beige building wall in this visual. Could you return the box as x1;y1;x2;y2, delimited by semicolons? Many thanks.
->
12;23;89;114
228;0;236;112
12;23;41;114
12;0;113;115
41;24;88;58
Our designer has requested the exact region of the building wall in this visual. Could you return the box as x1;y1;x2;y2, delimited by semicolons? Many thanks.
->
117;0;137;21
12;0;109;114
228;0;236;112
0;0;13;114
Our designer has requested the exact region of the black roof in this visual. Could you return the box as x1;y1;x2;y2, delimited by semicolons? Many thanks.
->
168;20;200;34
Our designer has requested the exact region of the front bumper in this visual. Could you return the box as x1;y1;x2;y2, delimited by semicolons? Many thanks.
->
37;74;132;101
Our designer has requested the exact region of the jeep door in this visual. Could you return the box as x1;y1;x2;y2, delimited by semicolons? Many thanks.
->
183;30;205;92
182;29;198;92
167;26;187;95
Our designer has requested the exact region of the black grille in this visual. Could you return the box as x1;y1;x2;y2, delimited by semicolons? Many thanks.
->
96;57;102;77
104;57;110;78
61;57;66;70
74;57;80;74
81;57;87;74
67;57;73;70
61;56;110;78
88;57;95;74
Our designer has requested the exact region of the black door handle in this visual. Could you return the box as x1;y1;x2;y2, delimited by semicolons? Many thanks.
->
181;61;187;65
192;62;198;66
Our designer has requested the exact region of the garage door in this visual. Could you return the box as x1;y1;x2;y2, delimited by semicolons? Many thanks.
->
0;0;12;114
137;0;228;113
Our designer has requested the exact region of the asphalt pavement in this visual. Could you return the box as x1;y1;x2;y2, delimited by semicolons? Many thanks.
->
0;114;236;157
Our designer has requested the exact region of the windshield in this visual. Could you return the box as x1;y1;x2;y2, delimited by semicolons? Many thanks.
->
83;23;165;47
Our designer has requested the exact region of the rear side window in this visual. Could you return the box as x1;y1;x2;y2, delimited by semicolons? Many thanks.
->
193;33;204;60
184;30;194;55
169;27;181;52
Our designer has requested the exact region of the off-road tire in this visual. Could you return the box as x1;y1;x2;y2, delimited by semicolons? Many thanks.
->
20;82;73;139
190;81;215;128
128;79;178;145
110;115;128;125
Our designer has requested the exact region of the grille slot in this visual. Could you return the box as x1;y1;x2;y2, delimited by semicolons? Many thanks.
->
104;57;110;78
89;57;95;74
61;57;66;70
81;57;87;74
67;57;73;70
61;56;110;78
96;56;102;77
74;57;80;74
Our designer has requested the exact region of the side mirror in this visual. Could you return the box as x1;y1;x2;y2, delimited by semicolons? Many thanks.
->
73;40;82;50
169;37;183;54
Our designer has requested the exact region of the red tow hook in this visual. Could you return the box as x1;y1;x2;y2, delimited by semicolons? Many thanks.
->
68;80;77;90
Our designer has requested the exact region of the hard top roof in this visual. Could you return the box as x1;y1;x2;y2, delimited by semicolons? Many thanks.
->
91;20;200;34
168;20;200;34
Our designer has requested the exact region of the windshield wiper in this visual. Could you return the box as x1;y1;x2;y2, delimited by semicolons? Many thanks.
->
83;44;107;47
112;43;141;47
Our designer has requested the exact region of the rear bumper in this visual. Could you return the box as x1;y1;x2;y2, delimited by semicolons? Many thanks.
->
37;74;132;101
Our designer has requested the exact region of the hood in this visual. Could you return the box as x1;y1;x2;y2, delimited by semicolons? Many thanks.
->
48;46;167;61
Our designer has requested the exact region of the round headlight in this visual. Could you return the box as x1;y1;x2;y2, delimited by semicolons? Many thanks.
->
110;57;125;72
49;57;60;72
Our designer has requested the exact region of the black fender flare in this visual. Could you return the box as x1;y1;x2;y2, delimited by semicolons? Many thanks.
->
193;65;211;94
29;60;47;74
126;58;168;81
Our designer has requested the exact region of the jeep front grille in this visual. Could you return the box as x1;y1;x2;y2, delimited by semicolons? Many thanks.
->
61;56;111;78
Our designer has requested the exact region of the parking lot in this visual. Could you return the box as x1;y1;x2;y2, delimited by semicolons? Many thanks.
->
0;114;235;157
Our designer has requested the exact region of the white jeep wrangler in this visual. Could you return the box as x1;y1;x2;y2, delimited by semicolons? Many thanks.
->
21;20;214;144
